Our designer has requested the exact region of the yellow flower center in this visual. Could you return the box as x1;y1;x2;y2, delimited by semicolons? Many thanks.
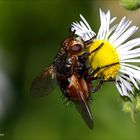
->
88;40;120;80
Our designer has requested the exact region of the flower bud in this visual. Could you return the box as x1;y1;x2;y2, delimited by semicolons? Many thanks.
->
120;0;140;10
135;95;140;112
122;100;133;113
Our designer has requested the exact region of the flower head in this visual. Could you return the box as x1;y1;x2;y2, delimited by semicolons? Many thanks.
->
71;9;140;98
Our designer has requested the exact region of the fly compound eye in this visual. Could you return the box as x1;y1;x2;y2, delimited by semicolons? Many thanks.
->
69;44;83;54
70;37;85;53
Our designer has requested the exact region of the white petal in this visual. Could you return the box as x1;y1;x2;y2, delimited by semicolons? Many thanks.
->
113;26;138;47
115;81;124;96
120;80;129;96
106;10;110;35
109;17;132;43
121;63;140;71
117;38;140;51
120;59;140;63
71;15;95;41
110;17;117;24
119;74;134;94
115;17;127;33
97;9;106;39
120;69;140;90
129;76;139;90
119;48;140;57
119;76;133;92
119;73;130;81
120;66;140;80
107;24;118;40
80;14;93;32
120;53;140;60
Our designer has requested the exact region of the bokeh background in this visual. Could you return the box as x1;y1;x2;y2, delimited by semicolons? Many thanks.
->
0;0;140;140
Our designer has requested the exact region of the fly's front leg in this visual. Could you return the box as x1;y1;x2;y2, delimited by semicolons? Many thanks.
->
88;76;116;93
92;78;116;92
67;55;78;75
86;76;104;93
91;80;104;93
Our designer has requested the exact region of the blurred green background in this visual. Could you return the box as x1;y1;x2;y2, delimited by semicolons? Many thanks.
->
0;0;140;140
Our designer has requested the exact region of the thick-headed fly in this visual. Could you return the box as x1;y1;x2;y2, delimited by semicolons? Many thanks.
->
30;31;94;129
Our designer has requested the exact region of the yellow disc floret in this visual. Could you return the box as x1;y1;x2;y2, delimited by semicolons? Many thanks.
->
88;40;120;80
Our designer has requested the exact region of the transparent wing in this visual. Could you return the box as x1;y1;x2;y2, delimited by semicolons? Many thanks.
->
30;64;57;97
75;93;93;129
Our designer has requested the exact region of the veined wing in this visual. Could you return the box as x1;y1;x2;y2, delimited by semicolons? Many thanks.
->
30;64;57;97
75;93;93;129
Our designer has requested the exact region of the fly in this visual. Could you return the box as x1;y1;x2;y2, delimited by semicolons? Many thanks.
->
30;31;94;129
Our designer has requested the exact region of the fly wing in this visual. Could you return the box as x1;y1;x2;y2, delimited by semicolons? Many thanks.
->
30;64;57;97
69;74;93;129
74;94;93;129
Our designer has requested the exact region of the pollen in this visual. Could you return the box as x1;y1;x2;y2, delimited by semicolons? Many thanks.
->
88;40;120;80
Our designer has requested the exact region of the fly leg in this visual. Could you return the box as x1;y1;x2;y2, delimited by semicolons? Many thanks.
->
91;80;104;93
88;76;116;93
66;55;78;75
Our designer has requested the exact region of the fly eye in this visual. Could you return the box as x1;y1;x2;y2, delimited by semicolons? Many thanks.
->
70;44;83;53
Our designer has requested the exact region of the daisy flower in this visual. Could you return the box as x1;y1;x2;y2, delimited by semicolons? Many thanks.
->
71;9;140;98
